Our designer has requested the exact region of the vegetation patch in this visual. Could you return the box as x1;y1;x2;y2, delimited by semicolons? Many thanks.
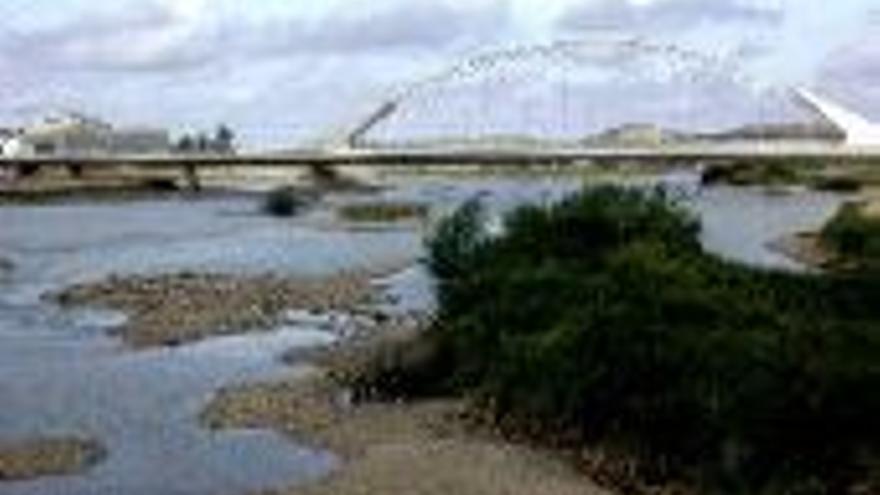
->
701;159;813;187
337;202;430;223
362;186;880;494
0;437;105;481
262;186;313;217
821;201;880;270
812;175;863;193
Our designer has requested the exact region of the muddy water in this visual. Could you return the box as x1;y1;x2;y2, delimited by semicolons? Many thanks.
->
0;176;844;495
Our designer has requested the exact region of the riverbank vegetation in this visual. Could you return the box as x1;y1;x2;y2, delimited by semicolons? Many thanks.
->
700;159;880;195
359;186;880;494
337;201;429;223
821;201;880;271
262;186;312;217
700;159;812;187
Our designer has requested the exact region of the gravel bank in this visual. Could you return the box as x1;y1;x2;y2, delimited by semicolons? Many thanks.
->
50;268;400;348
0;438;105;481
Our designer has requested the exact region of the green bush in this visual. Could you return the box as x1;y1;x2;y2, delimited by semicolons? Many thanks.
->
262;187;308;217
422;185;880;493
702;160;809;187
812;176;863;193
822;202;880;269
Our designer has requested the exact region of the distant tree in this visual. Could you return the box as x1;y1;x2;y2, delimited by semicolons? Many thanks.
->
214;124;236;154
195;133;210;153
176;134;195;154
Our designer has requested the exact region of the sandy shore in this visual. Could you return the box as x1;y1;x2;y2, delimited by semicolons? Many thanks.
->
0;437;105;481
50;267;403;348
767;231;838;270
201;312;613;495
203;374;610;495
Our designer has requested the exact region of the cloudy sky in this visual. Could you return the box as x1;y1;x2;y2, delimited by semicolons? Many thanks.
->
0;0;876;148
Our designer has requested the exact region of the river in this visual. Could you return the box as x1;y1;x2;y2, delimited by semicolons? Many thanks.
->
0;173;844;495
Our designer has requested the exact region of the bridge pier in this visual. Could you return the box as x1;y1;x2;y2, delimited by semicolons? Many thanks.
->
183;164;202;192
67;164;84;179
15;163;40;179
310;164;340;185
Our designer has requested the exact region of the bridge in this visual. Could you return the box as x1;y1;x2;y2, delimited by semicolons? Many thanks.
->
2;36;879;187
1;143;880;169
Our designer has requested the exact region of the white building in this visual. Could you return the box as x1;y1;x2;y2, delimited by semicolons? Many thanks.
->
2;114;170;158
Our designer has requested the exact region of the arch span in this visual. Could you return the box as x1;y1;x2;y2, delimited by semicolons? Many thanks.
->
338;35;775;148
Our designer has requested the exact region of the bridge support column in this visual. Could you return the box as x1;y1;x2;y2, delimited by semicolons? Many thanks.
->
183;164;202;192
67;164;84;179
15;163;40;179
310;164;341;186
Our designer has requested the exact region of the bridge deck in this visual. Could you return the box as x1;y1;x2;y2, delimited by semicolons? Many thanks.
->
2;145;880;168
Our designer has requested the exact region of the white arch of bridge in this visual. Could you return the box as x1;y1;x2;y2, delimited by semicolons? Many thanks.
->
333;35;814;149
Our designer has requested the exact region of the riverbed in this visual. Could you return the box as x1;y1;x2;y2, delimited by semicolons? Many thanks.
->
0;173;845;495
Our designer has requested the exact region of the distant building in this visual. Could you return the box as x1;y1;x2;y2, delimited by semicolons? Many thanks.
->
2;113;170;158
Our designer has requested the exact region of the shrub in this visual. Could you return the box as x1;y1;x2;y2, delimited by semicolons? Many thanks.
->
822;202;880;269
702;160;807;187
421;185;880;493
812;176;862;193
333;325;452;402
262;187;308;217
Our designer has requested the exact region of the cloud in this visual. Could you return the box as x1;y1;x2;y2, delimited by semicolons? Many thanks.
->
558;0;784;33
288;1;511;53
0;0;874;147
2;1;214;72
819;35;880;83
1;0;513;75
814;32;880;118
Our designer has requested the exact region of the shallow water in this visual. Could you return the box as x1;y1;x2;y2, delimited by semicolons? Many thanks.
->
382;174;844;271
0;176;844;494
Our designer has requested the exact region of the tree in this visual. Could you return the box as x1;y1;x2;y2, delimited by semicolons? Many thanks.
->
214;124;236;154
176;134;195;154
195;133;210;153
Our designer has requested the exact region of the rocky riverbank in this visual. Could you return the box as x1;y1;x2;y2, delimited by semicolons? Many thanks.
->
0;437;105;481
50;267;403;348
